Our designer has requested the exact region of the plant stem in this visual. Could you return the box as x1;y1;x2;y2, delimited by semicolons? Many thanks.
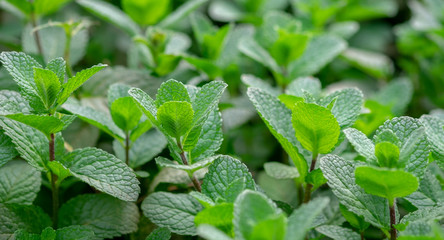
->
360;231;365;240
64;32;74;78
30;3;44;57
390;199;397;240
303;154;318;203
125;132;130;166
49;133;59;226
177;139;201;192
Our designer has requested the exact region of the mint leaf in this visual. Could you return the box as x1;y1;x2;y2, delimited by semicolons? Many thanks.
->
285;77;321;99
197;225;233;240
270;31;310;66
107;83;131;106
264;162;299;179
46;57;66;83
128;87;159;126
343;128;377;164
247;87;308;179
5;113;65;137
320;88;364;128
155;79;190;107
202;155;255;202
63;102;125;140
0;130;18;167
194;203;234;235
158;0;207;29
157;101;194;139
0;90;31;115
404;170;444;208
57;64;107;106
146;227;171;240
285;197;329;240
142;192;203;235
58;194;139;239
375;142;400;168
192;81;227;127
320;155;390;229
0;203;51;238
316;225;361;240
339;204;370;231
341;47;394;79
110;96;142;131
250;214;287;240
292;102;340;155
77;0;140;37
33;67;61;110
355;166;419;204
54;226;96;240
238;37;281;74
61;147;140;201
400;204;444;225
0;161;41;205
371;78;413;116
420;115;444;168
190;109;223;162
242;74;280;97
155;155;217;173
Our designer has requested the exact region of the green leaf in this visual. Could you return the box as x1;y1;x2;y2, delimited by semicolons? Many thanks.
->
292;102;340;155
242;74;281;97
192;81;227;127
58;194;139;239
264;162;299;179
343;128;377;164
46;161;71;185
270;30;310;66
404;170;444;209
122;0;170;25
61;147;140;201
371;78;413;116
63;102;125;140
77;0;140;37
341;47;394;79
157;101;194;139
202;24;231;60
128;87;159;127
155;155;216;173
54;226;96;240
0;203;51;238
289;34;347;78
129;119;153;142
250;214;287;240
33;67;61;111
46;57;66;84
113;130;167;168
155;79;190;107
285;76;321;99
320;88;364;128
141;192;203;235
194;203;234;235
183;56;222;79
146;227;171;240
0;51;45;111
420;115;444;167
0;160;41;205
158;0;207;29
247;87;308;180
5;113;65;137
0;90;31;115
34;0;70;15
197;225;233;240
375;142;400;168
202;155;255;202
285;197;329;240
107;83;131;107
306;168;327;191
400;204;444;225
238;37;281;74
0;130;18;167
110;97;142;131
57;64;107;106
154;54;182;76
190;109;223;162
320;155;390;229
316;225;361;240
278;94;304;110
339;204;370;231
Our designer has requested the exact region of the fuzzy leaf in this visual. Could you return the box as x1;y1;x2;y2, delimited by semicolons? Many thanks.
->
292;102;340;155
0;130;18;167
399;204;444;225
320;88;364;128
128;87;159;126
46;57;66;83
285;77;322;99
192;81;227;127
404;170;444;208
146;227;171;240
142;192;203;235
343;128;377;164
190;109;223;162
420;115;444;167
0;90;31;115
264;162;299;179
197;225;233;240
61;147;140;201
107;83;131;106
58;194;139;239
155;79;190;107
316;225;361;240
0;161;40;205
157;101;194;138
0;203;51;238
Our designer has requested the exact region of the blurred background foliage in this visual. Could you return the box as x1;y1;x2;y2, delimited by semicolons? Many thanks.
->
0;0;443;238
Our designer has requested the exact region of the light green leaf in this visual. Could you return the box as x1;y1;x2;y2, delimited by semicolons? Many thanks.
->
190;109;223;162
155;79;190;107
316;225;361;240
270;30;310;66
371;78;413;116
0;90;31;115
63;103;125;140
238;37;281;74
110;97;142;131
306;168;327;191
141;192;203;235
375;142;400;168
400;204;444;226
233;190;283;240
264;162;299;179
155;155;217;173
122;0;169;25
5;113;65;137
202;155;255;202
285;76;321;99
57;64;107;106
158;0;207;29
58;194;139;239
61;147;140;201
0;203;51;238
320;155;390;229
46;57;66;84
292;102;340;155
289;34;347;78
34;0;70;15
157;101;194;138
128;87;159;126
0;130;18;167
247;87;308;180
404;170;444;209
192;81;227;127
339;204;370;231
146;227;171;240
343;128;377;164
107;83;131;107
77;0;140;37
285;197;329;240
250;214;287;240
202;24;231;60
46;161;71;185
320;88;364;128
129;119;152;142
33;67;61;110
341;47;394;79
0;161;41;205
420;115;444;167
242;74;281;97
194;203;234;234
183;56;222;79
197;224;233;240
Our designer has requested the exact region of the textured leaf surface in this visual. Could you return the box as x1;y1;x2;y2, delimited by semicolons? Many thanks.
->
190;109;223;162
320;155;390;229
58;194;139;239
372;78;413;116
157;101;194;138
46;57;66;83
77;0;140;36
156;156;216;172
0;130;18;167
142;192;203;235
0;161;41;205
0;203;51;238
292;102;340;154
192;81;227;127
400;204;444;225
320;88;363;128
344;128;377;164
155;79;190;107
146;227;171;240
0;90;31;115
316;225;361;240
110;96;142;131
129;88;159;126
247;87;308;179
33;67;61;109
285;197;329;240
286;77;321;98
404;170;444;208
5;113;65;137
61;147;140;201
202;155;255;202
420;115;444;164
264;162;299;179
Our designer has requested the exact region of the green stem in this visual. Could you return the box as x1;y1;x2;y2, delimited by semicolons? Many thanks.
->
390;199;397;240
49;133;59;227
64;32;74;78
303;154;318;203
125;132;130;166
360;231;365;240
176;139;201;192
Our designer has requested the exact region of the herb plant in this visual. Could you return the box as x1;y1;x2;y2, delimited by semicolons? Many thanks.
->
0;1;443;240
